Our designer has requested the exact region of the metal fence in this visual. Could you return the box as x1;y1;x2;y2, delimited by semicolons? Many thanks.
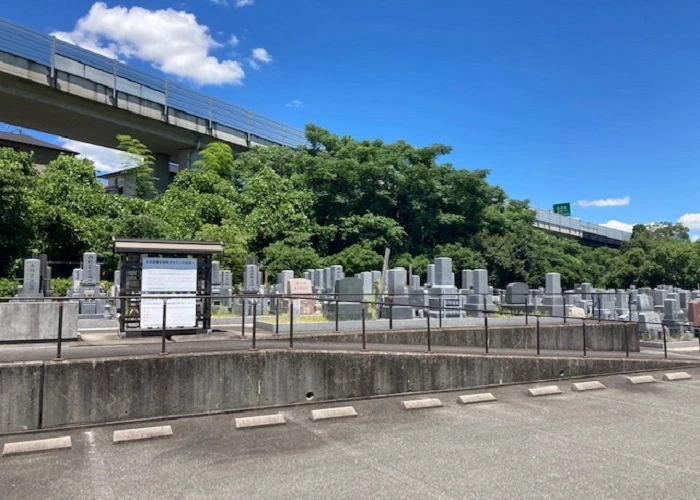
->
2;291;698;363
0;18;307;148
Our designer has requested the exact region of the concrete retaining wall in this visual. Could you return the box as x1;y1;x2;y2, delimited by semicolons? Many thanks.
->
295;323;639;352
0;302;78;342
2;347;696;433
0;361;43;433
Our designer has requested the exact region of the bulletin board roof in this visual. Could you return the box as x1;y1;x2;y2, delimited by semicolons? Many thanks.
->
112;238;223;255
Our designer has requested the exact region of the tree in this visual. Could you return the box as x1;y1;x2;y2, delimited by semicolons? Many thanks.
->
193;141;236;180
116;134;156;199
0;148;37;275
33;154;113;262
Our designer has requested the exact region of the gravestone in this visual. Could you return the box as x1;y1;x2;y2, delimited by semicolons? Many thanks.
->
21;259;42;297
381;268;413;319
288;278;315;316
82;252;99;286
220;270;234;309
323;277;363;320
503;282;530;311
461;270;474;292
277;270;294;295
357;271;373;295
539;272;564;317
426;264;435;286
463;269;496;317
428;258;461;318
242;263;262;315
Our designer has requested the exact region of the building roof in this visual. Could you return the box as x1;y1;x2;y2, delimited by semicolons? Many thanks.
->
98;166;139;179
0;131;76;154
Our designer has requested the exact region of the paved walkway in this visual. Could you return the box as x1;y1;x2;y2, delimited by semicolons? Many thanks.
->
1;330;699;364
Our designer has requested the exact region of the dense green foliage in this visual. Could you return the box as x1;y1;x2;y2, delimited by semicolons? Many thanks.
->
1;125;698;289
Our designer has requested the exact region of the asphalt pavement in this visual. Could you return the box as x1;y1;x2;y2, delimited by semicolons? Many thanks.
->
2;368;700;499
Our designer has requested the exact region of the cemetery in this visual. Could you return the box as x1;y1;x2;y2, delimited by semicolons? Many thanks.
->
3;245;700;344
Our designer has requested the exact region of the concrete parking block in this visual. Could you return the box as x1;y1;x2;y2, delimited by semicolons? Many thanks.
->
236;414;286;429
527;385;562;397
572;381;606;392
457;393;497;405
401;398;443;410
662;372;692;381
2;436;72;457
113;426;173;444
626;375;657;385
311;406;358;421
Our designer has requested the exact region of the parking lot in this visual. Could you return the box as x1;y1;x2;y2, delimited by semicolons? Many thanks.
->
3;368;700;499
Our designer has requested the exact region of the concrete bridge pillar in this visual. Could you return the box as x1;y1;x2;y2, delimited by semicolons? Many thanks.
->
153;153;172;193
177;148;202;171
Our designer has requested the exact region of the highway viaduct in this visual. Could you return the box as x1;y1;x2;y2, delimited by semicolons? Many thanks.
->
0;18;305;191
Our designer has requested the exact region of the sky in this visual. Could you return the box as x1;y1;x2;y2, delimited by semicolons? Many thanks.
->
3;1;700;238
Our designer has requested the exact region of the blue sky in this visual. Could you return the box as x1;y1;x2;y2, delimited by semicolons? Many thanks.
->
3;1;700;237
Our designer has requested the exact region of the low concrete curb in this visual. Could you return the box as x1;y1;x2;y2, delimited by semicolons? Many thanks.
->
2;436;72;457
311;406;358;421
572;381;606;392
527;385;562;397
663;372;692;381
457;393;497;405
236;414;286;429
626;375;657;385
113;426;173;444
401;398;443;410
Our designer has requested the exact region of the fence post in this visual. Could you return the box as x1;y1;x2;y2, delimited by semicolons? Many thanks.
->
597;293;602;322
625;322;630;358
250;300;258;351
160;299;168;356
582;319;586;358
275;295;280;336
241;297;246;338
662;325;667;359
426;306;432;353
55;302;64;360
536;316;540;356
484;314;489;354
525;301;529;326
562;291;567;324
361;303;367;351
389;295;393;330
335;293;339;332
289;299;294;350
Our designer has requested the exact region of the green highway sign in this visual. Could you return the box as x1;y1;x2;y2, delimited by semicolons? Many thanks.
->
553;203;571;217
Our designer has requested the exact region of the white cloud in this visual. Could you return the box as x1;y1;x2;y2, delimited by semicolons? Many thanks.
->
252;47;272;63
601;220;634;232
229;35;240;48
52;2;245;85
576;196;630;208
678;213;700;230
236;0;255;7
58;138;132;174
285;99;303;108
210;0;228;5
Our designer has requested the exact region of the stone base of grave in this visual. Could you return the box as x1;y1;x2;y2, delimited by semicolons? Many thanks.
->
500;304;530;314
323;302;363;321
380;305;414;320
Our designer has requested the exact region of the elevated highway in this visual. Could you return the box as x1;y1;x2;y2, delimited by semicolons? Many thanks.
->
533;208;632;248
0;19;305;189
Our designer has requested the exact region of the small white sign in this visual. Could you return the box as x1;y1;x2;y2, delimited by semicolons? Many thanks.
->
142;258;197;293
141;297;197;329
